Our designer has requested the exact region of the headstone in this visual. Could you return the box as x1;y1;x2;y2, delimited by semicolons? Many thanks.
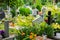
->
0;11;5;20
32;6;47;24
32;16;43;24
4;20;9;37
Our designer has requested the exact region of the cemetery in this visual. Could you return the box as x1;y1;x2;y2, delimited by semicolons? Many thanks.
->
0;0;60;40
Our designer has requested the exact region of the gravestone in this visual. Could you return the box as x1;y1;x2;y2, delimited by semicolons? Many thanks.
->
32;6;47;24
4;21;16;40
32;16;43;24
0;11;5;20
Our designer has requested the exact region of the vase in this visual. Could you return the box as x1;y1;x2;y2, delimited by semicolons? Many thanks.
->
56;33;60;36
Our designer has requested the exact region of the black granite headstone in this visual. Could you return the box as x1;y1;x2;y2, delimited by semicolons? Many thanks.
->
0;11;5;20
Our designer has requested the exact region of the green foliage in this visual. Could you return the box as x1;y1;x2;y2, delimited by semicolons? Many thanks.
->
9;28;17;34
45;25;54;38
23;0;33;5
36;5;42;11
16;22;54;40
23;37;30;40
0;0;8;5
57;2;60;8
9;0;16;7
41;0;47;5
0;23;4;30
56;12;60;24
15;15;34;27
10;8;16;17
9;0;24;8
19;7;31;16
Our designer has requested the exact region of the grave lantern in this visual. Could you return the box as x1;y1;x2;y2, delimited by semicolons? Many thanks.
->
4;20;9;37
48;11;51;25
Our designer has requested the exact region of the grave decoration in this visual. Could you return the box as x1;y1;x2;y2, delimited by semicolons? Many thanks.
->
4;20;9;37
47;11;52;25
0;21;9;39
0;20;16;40
0;30;5;38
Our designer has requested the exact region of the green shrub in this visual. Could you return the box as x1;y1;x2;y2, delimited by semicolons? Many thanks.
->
36;5;42;11
41;0;47;5
45;25;54;38
16;22;54;40
56;12;60;24
19;7;31;16
10;9;16;17
57;2;60;8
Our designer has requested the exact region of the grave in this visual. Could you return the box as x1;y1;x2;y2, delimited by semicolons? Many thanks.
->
32;6;47;24
0;20;16;40
32;16;44;24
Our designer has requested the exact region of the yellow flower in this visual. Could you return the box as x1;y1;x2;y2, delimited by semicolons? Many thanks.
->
34;34;37;37
21;32;25;36
57;25;60;29
29;35;33;39
30;32;34;35
32;39;35;40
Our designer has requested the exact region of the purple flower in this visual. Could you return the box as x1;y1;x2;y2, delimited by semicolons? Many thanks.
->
0;30;6;38
0;30;5;35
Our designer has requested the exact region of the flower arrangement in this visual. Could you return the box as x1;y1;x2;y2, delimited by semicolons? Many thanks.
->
16;25;38;40
16;22;54;40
